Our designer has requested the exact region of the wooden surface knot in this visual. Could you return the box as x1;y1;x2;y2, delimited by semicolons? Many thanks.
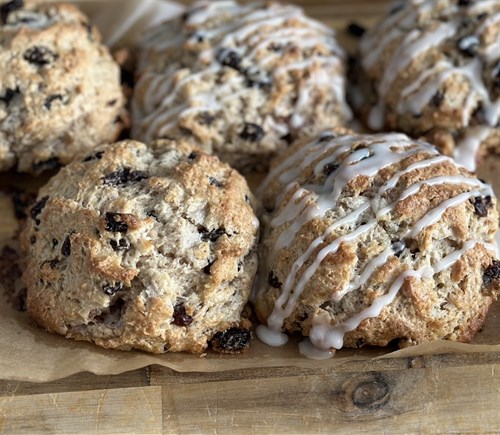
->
348;372;390;411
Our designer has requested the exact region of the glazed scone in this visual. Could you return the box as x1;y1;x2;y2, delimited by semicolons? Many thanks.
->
20;140;259;354
132;0;351;173
0;0;126;173
353;0;500;172
255;129;500;356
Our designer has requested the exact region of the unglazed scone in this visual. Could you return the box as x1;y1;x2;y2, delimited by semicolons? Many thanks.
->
353;0;500;172
132;0;351;173
255;129;500;356
0;0;126;173
20;140;259;354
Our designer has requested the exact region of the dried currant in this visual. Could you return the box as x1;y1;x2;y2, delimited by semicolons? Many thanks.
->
23;46;58;66
470;196;492;217
268;271;282;289
103;282;123;296
239;123;264;142
430;90;444;107
391;240;406;257
102;168;148;186
61;234;72;257
203;260;214;275
217;48;242;71
0;87;20;106
199;227;225;243
211;328;251;353
1;0;23;24
30;196;49;225
104;212;128;233
172;303;193;326
110;238;130;252
44;94;65;110
322;162;339;176
347;23;366;37
458;35;479;57
483;261;500;286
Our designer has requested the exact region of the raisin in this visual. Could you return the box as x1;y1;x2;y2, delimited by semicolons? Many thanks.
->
347;22;366;37
0;87;20;106
483;261;500;286
120;68;135;88
391;240;406;257
104;212;128;233
44;94;65;110
211;328;251;354
188;152;198;161
47;258;59;269
470;196;492;217
281;133;294;145
110;238;130;251
103;282;123;296
458;35;479;57
355;338;365;348
209;177;223;188
32;157;60;173
268;271;282;289
198;112;216;126
430;90;444;107
217;48;242;70
102;168;148;186
23;46;58;66
199;226;225;242
30;196;48;225
322;162;339;177
204;260;214;275
83;151;104;162
1;0;23;24
61;235;72;257
172;303;193;326
239;123;264;142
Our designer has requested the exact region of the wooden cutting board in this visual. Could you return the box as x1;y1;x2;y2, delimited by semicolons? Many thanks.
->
1;1;500;433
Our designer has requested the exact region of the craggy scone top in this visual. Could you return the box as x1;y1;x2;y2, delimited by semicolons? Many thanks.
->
256;129;500;355
132;0;351;172
0;0;125;173
356;0;500;171
21;140;259;354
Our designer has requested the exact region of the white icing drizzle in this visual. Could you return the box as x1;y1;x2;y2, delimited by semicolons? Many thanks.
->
133;1;350;143
258;132;496;355
454;126;492;171
298;339;335;360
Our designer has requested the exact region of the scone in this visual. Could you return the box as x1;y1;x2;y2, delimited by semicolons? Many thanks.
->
255;129;500;355
20;140;259;354
0;0;126;173
132;0;351;173
353;0;500;172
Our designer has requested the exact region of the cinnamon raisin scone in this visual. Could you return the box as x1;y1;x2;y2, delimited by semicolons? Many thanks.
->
353;0;500;172
255;129;499;356
132;0;351;173
0;0;126;173
20;140;259;354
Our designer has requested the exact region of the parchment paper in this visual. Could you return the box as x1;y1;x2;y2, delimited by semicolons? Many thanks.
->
0;1;499;383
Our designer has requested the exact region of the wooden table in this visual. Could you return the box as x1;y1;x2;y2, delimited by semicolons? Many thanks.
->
2;1;500;433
